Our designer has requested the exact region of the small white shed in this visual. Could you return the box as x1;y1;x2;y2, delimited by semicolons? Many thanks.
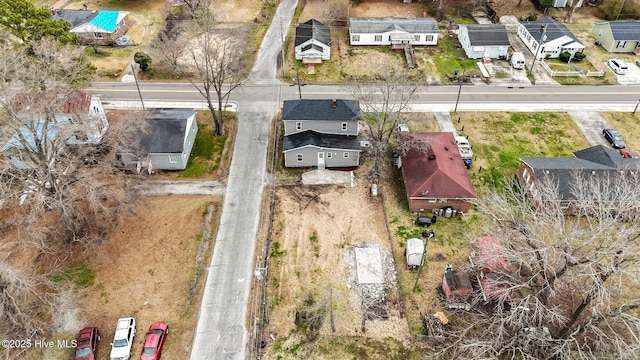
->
405;238;425;268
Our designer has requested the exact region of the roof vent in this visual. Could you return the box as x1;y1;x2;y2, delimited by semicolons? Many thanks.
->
331;99;337;108
428;154;436;160
444;146;449;151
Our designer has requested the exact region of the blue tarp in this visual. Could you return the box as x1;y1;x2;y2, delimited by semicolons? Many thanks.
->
1;121;60;153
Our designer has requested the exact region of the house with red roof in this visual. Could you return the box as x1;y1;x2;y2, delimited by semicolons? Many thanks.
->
399;132;476;213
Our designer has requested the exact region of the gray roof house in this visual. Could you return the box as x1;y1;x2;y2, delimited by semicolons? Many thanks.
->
458;24;511;59
517;17;585;59
118;109;198;172
592;20;640;54
283;130;361;168
349;17;439;47
295;19;331;64
518;145;640;214
282;99;360;136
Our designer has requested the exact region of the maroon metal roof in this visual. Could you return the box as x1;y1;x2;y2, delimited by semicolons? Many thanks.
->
400;132;476;200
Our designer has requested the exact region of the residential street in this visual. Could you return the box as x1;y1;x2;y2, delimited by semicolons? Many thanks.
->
188;0;298;358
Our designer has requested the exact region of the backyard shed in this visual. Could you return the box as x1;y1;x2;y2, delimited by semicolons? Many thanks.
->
405;238;425;268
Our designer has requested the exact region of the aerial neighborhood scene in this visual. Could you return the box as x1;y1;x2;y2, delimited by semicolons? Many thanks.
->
1;0;640;359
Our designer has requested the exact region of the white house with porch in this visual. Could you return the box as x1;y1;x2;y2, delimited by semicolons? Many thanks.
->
349;17;439;48
517;17;584;59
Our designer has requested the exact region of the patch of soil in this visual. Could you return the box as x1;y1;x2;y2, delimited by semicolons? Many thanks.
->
350;0;427;18
263;173;412;356
80;195;219;360
211;0;262;23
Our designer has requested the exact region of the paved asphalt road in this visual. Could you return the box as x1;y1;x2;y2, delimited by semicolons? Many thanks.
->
188;0;298;359
93;82;640;112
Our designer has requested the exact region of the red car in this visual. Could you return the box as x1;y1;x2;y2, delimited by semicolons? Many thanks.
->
140;322;169;360
75;327;100;360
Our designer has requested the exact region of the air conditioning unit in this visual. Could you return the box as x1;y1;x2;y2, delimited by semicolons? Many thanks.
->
360;141;371;148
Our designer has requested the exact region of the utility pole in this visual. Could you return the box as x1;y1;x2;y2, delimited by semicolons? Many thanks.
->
454;68;465;113
529;24;547;77
296;67;302;99
130;63;145;110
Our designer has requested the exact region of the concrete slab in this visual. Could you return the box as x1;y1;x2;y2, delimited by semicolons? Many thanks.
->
434;112;457;134
354;246;384;284
301;170;353;186
568;111;612;147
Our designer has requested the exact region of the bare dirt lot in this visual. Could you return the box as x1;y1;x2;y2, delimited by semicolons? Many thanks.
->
263;172;414;358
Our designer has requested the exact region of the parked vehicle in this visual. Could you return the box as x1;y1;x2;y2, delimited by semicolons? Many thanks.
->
603;128;626;149
510;52;526;70
110;317;136;360
455;135;473;168
75;327;100;360
140;322;169;360
607;59;628;75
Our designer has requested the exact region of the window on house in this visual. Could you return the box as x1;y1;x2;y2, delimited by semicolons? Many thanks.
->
617;41;626;48
352;35;360;42
560;201;570;209
327;152;332;158
414;35;420;42
296;122;302;130
343;152;349;158
438;199;447;203
169;154;178;163
428;199;436;203
297;154;303;162
425;35;433;42
523;168;531;183
341;122;347;131
375;35;382;42
94;32;103;39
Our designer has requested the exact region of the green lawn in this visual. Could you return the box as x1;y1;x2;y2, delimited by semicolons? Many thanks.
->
179;123;228;178
451;112;591;192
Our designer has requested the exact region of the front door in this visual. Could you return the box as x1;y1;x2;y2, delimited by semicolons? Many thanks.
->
317;152;325;170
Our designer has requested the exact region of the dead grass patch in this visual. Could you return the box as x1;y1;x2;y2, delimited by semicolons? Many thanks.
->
600;112;640;151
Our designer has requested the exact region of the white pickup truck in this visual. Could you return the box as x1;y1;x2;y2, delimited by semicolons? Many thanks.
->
455;136;473;168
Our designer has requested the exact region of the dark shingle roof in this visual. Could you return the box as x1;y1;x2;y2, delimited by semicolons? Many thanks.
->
520;16;582;45
137;109;195;153
608;20;640;41
282;99;360;121
295;19;331;47
52;9;97;28
464;24;510;46
301;43;323;52
283;130;362;151
349;17;439;34
520;145;640;200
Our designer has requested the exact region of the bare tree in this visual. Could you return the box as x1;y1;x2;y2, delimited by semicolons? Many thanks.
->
346;64;422;180
159;12;246;136
0;260;51;350
320;0;349;26
437;173;640;359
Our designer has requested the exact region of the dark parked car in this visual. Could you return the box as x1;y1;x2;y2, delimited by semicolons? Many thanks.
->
603;128;626;149
140;322;169;360
75;327;100;360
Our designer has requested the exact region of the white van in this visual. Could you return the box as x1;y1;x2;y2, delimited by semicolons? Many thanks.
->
510;52;526;70
607;59;628;75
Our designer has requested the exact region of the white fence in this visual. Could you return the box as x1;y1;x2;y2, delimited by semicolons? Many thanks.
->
541;61;605;78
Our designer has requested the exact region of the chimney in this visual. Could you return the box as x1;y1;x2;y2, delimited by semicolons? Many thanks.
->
331;99;337;108
50;7;56;15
